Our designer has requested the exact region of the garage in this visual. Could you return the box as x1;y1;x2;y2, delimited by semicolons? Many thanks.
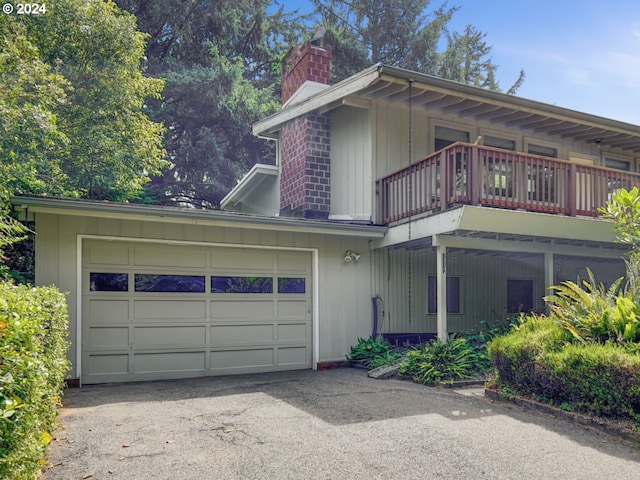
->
81;240;313;384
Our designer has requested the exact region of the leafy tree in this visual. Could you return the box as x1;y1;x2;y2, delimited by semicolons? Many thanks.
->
116;0;308;208
0;15;69;200
0;0;167;202
600;187;640;250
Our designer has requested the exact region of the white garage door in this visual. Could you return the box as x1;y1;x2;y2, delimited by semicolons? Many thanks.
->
81;240;312;384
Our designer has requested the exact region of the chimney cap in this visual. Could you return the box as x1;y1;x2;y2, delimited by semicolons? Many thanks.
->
311;26;326;47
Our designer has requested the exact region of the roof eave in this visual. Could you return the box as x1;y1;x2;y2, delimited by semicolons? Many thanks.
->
11;195;387;239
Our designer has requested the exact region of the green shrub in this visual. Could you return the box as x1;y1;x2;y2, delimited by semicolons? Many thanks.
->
398;338;480;384
488;315;572;396
542;343;640;419
461;318;520;373
0;282;69;480
489;314;640;422
347;336;401;368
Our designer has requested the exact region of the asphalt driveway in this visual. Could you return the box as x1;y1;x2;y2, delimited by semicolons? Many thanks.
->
45;368;640;480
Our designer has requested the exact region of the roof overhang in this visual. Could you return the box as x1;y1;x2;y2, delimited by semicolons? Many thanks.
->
220;163;278;211
254;64;640;154
373;205;627;259
11;195;387;239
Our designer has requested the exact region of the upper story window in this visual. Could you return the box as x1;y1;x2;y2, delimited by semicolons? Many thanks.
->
484;135;516;151
434;126;470;151
604;156;631;171
527;144;558;158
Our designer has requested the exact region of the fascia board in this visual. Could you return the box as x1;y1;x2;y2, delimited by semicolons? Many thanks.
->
252;66;381;136
11;196;386;239
456;205;618;243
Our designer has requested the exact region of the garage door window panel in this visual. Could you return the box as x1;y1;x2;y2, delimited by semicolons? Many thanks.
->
135;274;205;293
90;273;129;292
278;278;306;294
211;276;273;293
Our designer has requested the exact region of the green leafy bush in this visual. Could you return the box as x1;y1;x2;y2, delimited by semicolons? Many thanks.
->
545;269;640;344
347;336;401;368
0;282;69;480
462;318;520;373
489;314;640;422
488;315;572;396
543;343;640;419
398;338;481;384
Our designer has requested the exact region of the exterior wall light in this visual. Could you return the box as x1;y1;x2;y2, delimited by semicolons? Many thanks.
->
343;250;361;263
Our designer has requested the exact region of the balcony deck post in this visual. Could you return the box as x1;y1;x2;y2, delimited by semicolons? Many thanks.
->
470;146;480;205
568;163;577;217
440;151;448;211
436;243;448;342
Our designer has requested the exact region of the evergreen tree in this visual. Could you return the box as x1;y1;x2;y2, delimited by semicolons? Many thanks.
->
116;0;308;208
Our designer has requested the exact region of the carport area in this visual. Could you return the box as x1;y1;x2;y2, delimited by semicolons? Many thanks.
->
45;369;640;480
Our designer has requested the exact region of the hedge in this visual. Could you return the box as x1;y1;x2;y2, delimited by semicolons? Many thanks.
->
0;282;69;480
489;315;640;422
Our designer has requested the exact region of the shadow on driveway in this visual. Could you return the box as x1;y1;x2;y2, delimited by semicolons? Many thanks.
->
45;368;640;480
61;368;495;425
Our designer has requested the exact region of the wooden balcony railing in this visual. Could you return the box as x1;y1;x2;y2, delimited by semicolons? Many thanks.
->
376;142;640;224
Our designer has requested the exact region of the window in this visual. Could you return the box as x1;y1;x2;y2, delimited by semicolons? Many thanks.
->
507;279;534;313
278;277;306;294
604;157;631;171
527;144;557;158
434;126;470;151
427;276;461;314
135;274;205;293
90;273;128;292
211;276;273;293
483;135;516;151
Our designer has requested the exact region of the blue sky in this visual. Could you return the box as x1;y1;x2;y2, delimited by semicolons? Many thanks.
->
279;0;640;125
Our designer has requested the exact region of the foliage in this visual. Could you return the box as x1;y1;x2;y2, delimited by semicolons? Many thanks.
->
1;0;167;202
0;15;69;200
489;315;640;422
488;315;572;397
599;186;640;249
0;216;30;282
0;282;70;480
311;0;524;93
543;343;640;419
347;336;401;368
544;269;640;344
460;318;520;373
116;0;308;208
397;338;481;384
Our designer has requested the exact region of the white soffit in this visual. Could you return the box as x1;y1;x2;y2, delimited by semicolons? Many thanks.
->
373;205;619;249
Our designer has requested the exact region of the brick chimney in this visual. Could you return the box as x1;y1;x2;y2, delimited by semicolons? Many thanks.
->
279;41;332;219
281;41;332;105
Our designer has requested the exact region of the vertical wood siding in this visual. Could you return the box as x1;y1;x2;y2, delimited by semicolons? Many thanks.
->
374;247;551;334
35;213;375;378
330;106;372;219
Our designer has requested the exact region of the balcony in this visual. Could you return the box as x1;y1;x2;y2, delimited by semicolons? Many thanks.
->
376;143;640;225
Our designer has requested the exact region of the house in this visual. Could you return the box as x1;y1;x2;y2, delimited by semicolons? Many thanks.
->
13;40;639;385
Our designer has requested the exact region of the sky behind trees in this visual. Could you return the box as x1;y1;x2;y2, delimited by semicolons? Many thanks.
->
283;0;640;124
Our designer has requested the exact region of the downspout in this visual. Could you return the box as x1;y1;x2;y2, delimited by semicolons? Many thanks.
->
372;295;385;338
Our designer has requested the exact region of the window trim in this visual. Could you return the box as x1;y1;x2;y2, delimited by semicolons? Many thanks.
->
524;137;562;158
479;128;520;151
431;120;475;154
603;152;634;171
